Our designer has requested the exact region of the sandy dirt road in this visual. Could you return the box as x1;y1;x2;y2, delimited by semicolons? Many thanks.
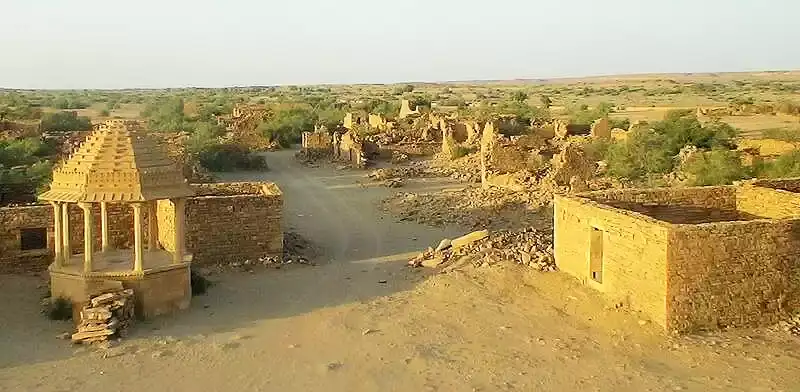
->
1;150;799;392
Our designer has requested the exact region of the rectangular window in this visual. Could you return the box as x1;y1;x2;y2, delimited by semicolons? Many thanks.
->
20;228;48;251
589;227;604;283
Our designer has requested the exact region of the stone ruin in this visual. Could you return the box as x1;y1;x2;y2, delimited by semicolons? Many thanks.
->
216;104;274;149
555;181;800;333
398;99;420;119
1;121;284;320
40;119;195;319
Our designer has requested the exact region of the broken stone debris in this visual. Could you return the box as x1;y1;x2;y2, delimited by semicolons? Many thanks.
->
72;289;135;344
409;228;555;272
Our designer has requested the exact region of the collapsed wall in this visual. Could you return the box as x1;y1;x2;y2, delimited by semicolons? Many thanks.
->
0;182;283;274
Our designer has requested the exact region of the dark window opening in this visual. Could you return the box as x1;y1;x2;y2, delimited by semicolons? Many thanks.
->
589;227;604;283
20;228;48;251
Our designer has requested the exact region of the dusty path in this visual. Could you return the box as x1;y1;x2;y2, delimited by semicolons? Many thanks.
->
1;151;799;392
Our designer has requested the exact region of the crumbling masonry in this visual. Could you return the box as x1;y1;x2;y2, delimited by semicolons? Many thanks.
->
555;181;800;333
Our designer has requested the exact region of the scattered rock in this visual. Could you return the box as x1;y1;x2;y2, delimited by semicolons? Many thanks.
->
435;239;452;252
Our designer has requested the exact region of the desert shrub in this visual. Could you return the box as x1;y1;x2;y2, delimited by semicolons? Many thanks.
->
759;150;800;178
653;111;737;154
776;101;800;116
190;270;212;296
583;138;611;162
539;95;552;108
681;149;748;186
43;297;73;320
40;111;92;133
762;128;800;142
99;109;110;117
452;146;477;159
52;96;90;110
609;117;630;130
257;107;314;147
196;143;267;172
510;91;528;103
605;129;673;180
568;102;614;125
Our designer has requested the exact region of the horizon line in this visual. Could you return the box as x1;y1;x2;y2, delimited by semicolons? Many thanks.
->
2;69;798;92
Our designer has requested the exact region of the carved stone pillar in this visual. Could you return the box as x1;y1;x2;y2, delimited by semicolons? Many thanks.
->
51;202;63;267
148;201;158;251
172;198;186;264
132;203;144;272
100;202;111;252
78;202;94;273
62;204;71;263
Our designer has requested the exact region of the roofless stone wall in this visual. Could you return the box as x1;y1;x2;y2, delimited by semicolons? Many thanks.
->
0;182;283;274
556;185;800;333
158;182;283;266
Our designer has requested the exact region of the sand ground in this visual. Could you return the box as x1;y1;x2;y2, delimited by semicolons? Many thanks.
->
1;150;799;392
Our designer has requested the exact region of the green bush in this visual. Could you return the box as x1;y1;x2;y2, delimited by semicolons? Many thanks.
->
43;297;73;320
681;149;748;186
196;143;267;172
605;129;673;180
510;91;528;103
452;146;477;159
759;150;800;178
652;111;737;154
762;128;800;142
257;107;314;148
190;270;212;296
40;112;92;133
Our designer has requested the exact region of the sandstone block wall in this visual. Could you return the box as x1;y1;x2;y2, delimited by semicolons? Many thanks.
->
558;185;800;333
301;132;332;151
748;178;800;193
1;182;283;274
0;203;146;274
173;183;283;266
736;185;800;219
554;195;670;327
584;186;738;211
668;220;800;332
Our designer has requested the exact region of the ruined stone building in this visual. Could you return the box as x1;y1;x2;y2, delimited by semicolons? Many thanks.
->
301;131;332;152
398;99;420;119
554;181;800;333
0;121;284;284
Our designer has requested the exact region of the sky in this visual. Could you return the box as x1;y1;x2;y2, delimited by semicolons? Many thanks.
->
0;0;798;89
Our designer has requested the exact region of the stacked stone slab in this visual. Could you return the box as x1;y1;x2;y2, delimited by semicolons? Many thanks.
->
72;289;135;344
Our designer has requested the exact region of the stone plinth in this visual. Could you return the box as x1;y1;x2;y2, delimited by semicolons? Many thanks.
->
49;249;192;319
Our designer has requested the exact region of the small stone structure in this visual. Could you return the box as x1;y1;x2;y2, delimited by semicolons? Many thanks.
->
343;112;367;130
0;182;283;274
590;118;611;139
398;99;420;119
40;120;194;319
0;120;285;318
301;131;332;152
554;183;800;333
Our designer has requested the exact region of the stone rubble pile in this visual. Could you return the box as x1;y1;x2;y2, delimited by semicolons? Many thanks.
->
71;289;135;344
409;228;555;271
382;186;553;230
778;314;800;336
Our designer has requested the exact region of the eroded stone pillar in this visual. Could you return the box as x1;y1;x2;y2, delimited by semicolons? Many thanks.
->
62;203;71;263
172;198;186;264
147;201;158;251
100;202;110;252
78;202;94;273
132;203;144;272
51;202;63;267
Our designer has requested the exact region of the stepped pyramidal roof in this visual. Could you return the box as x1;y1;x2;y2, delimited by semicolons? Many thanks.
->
39;120;194;202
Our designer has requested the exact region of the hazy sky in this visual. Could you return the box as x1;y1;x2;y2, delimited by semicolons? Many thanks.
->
1;0;798;89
